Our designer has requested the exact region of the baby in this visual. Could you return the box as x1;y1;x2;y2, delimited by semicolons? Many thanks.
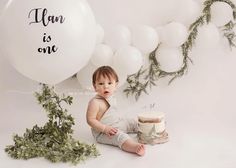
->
86;66;145;156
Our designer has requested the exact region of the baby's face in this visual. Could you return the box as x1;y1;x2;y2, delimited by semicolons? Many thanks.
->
94;75;117;98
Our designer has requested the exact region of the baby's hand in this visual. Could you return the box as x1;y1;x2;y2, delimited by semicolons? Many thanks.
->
104;125;118;137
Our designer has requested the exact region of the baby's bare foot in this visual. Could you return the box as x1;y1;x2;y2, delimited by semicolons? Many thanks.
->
136;144;145;156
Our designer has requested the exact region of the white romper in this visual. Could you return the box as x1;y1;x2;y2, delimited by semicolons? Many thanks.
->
91;95;138;148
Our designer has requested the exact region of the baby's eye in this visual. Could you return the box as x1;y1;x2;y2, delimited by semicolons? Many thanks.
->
98;83;103;85
108;82;112;85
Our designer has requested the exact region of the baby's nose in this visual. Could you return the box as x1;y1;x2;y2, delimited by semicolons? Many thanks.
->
104;83;108;88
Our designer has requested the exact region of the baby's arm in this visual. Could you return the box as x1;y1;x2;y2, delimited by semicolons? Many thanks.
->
86;99;117;136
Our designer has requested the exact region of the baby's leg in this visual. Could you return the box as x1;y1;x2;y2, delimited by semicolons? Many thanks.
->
121;139;145;156
120;118;138;133
94;129;145;156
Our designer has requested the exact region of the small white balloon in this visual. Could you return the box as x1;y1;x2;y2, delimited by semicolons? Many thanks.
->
132;25;159;54
233;25;236;33
161;22;188;47
76;63;97;91
0;0;8;13
232;0;236;5
95;24;104;44
211;2;233;26
195;23;220;49
112;67;128;88
155;45;183;72
104;25;131;51
174;0;201;26
90;44;113;67
113;46;143;75
155;26;164;41
195;0;206;4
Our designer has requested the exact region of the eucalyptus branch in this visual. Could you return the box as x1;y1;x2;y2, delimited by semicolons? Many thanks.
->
5;84;99;165
124;0;236;101
221;21;236;49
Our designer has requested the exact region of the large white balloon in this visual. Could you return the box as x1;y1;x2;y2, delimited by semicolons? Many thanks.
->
104;25;131;51
76;63;97;91
211;2;233;26
155;45;183;72
0;0;96;85
113;46;143;75
95;24;104;44
132;25;159;54
90;44;113;67
195;23;220;49
161;22;188;47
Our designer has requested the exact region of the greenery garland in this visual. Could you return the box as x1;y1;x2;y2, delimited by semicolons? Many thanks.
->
124;0;236;101
5;84;99;165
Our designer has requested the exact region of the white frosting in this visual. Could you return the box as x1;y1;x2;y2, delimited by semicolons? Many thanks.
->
138;111;165;121
138;111;166;134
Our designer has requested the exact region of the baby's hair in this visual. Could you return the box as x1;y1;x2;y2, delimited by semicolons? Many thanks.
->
92;66;119;85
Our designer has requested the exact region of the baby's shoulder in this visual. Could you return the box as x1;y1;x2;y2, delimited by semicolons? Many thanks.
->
88;97;108;108
88;97;102;107
88;98;98;105
86;99;99;113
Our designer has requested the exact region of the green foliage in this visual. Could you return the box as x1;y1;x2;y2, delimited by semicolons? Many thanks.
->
124;0;236;101
5;84;99;165
221;21;236;49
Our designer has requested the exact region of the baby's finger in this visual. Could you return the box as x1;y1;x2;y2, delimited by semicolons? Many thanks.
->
108;131;116;137
112;128;118;132
109;130;116;136
109;131;115;135
112;129;118;134
112;131;117;135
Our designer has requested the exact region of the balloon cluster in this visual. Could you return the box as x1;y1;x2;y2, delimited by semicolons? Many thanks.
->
78;0;235;90
123;0;236;100
0;0;235;92
77;21;189;89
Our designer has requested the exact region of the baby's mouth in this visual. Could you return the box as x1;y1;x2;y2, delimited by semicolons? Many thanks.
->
104;91;109;94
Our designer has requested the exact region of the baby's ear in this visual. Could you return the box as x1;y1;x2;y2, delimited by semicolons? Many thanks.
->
93;83;97;90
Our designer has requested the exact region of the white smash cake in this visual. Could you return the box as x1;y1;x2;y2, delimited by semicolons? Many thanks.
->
137;111;169;144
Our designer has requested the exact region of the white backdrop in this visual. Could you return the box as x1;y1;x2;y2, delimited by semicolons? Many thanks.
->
1;0;236;168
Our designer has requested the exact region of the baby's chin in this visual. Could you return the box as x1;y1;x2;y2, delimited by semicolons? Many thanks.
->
97;93;110;98
103;92;112;98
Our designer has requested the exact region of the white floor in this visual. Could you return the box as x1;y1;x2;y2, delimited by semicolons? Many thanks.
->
1;46;236;168
1;84;236;168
